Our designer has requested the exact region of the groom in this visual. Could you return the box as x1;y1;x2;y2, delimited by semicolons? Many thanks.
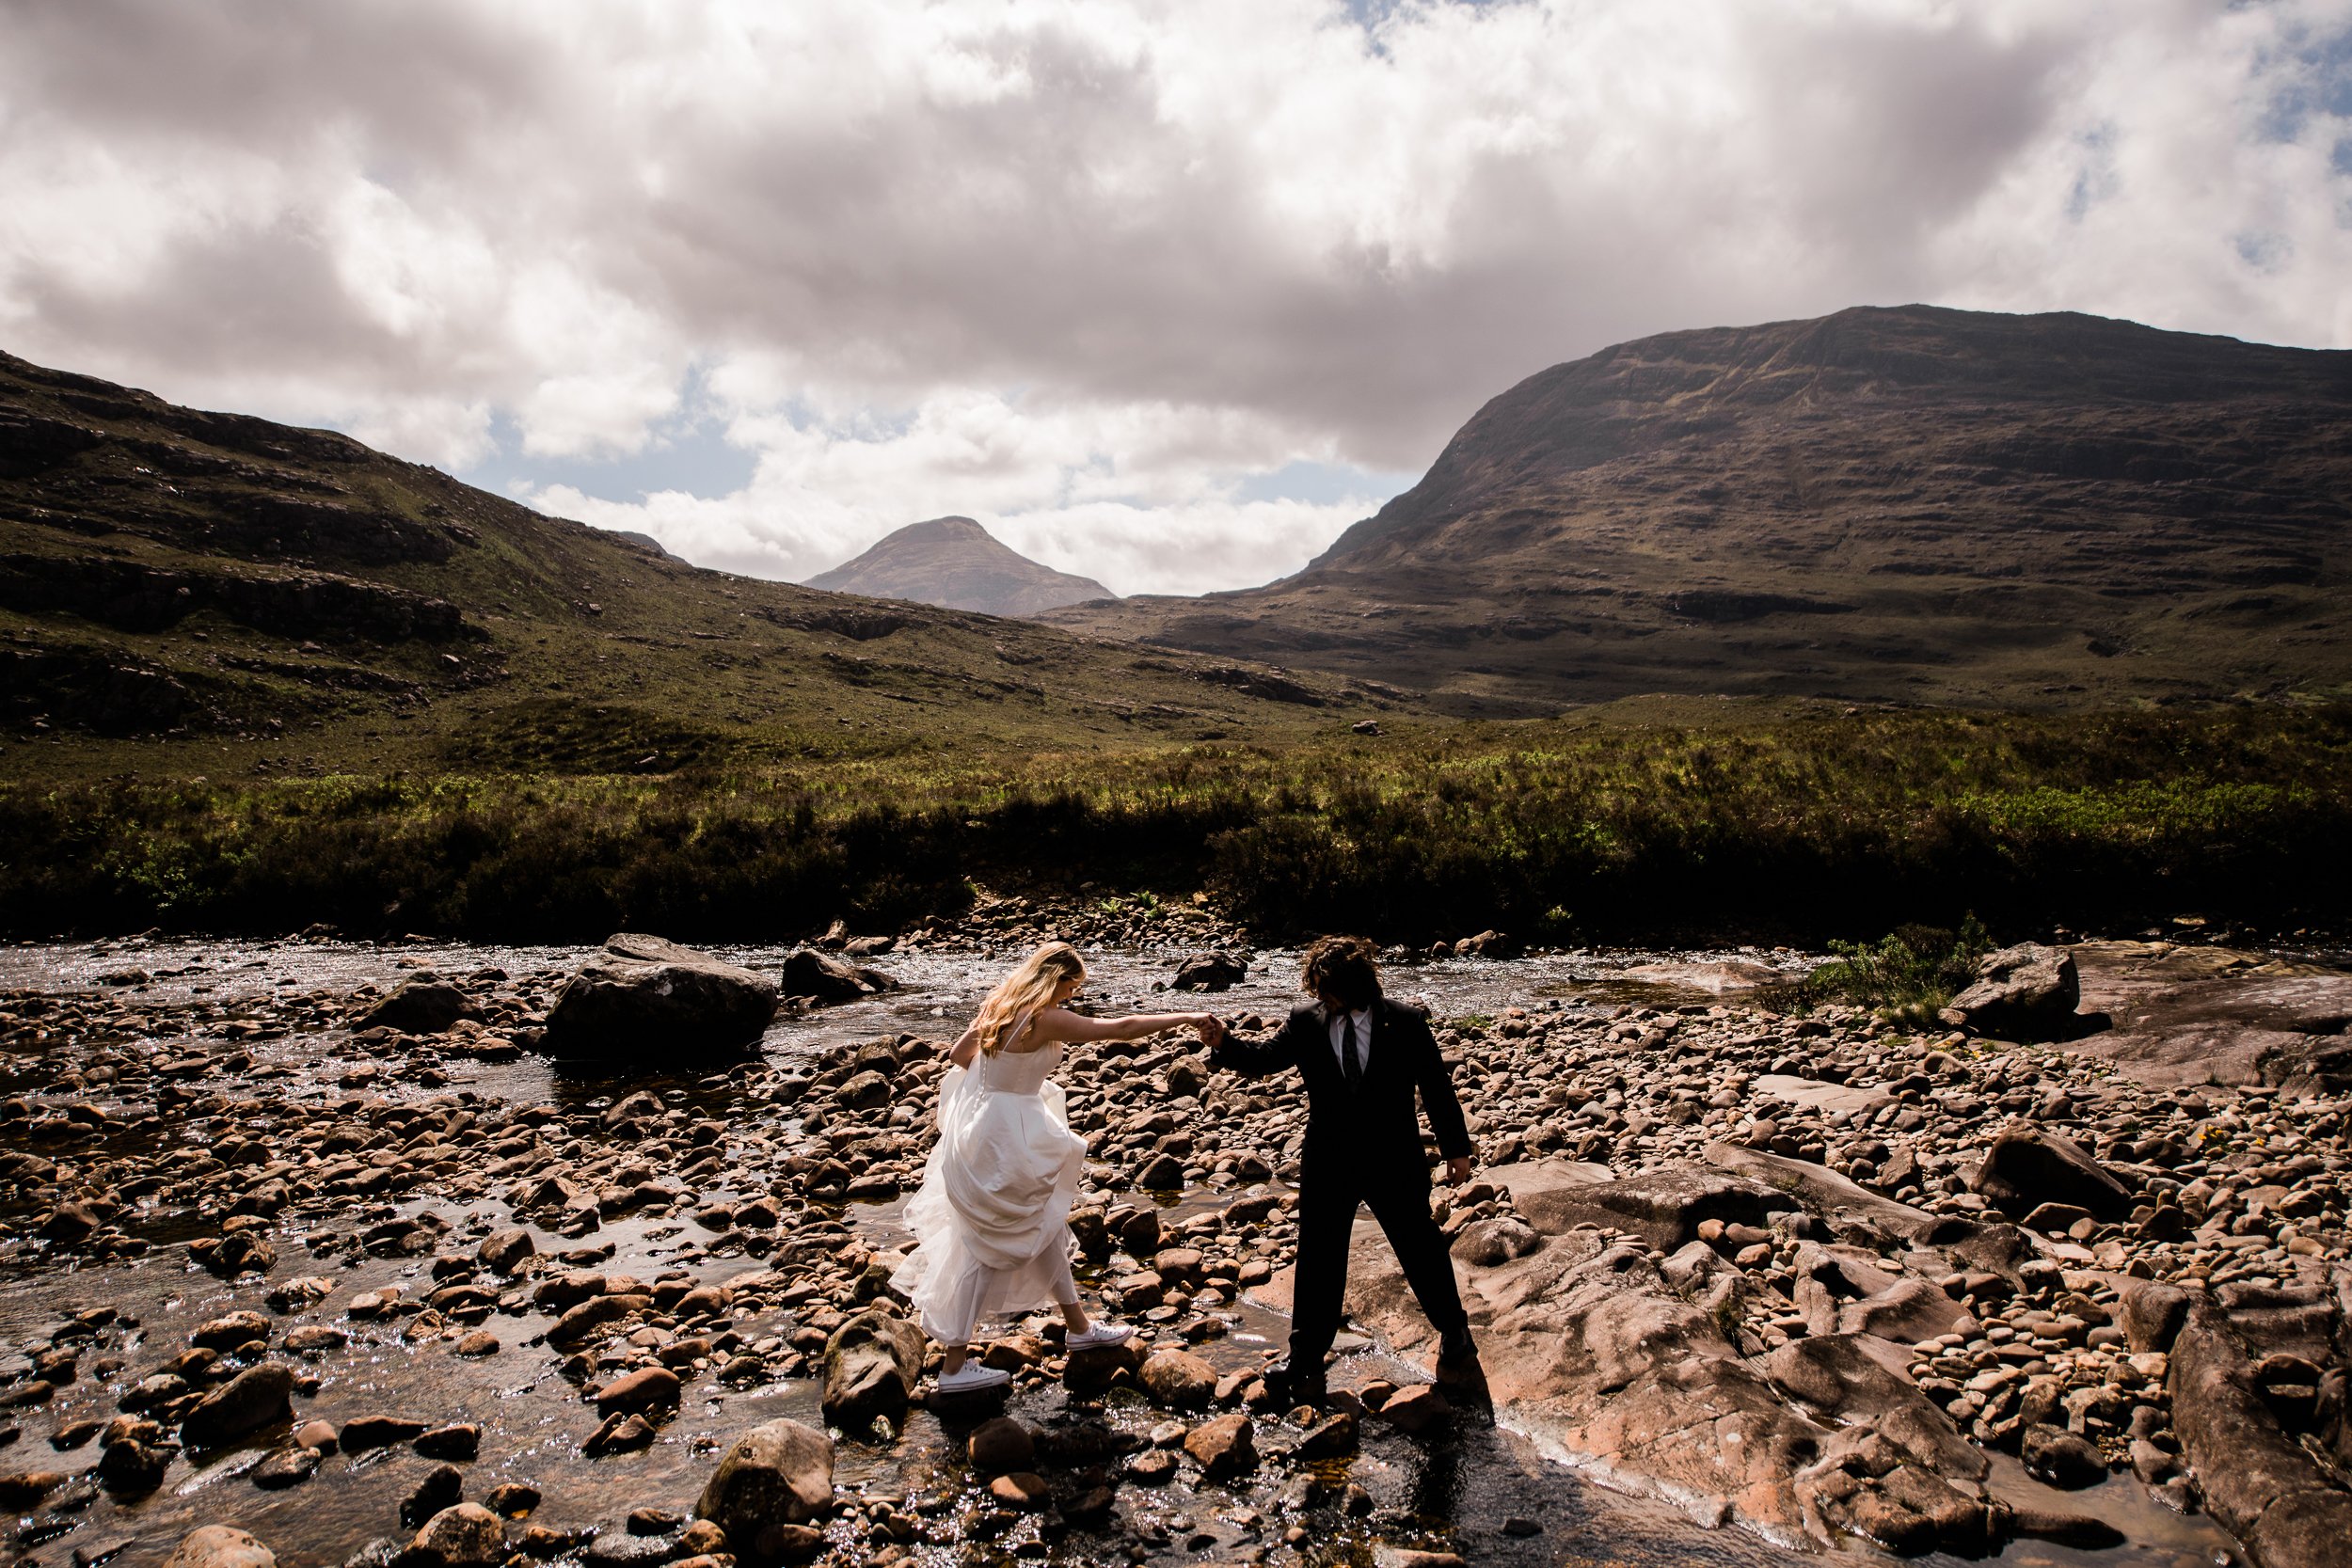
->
1210;934;1478;1406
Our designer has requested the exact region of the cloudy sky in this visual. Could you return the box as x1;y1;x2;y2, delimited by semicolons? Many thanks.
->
4;1;2348;595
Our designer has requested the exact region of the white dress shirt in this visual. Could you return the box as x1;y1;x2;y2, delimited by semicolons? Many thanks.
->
1326;1006;1373;1074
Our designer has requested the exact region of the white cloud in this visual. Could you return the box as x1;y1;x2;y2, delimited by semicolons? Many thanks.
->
528;382;1383;593
2;0;2346;593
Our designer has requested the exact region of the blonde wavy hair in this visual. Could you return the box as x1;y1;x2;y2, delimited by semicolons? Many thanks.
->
971;942;1087;1055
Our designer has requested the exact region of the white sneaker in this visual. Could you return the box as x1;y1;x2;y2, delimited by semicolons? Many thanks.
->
1064;1322;1134;1351
935;1363;1011;1393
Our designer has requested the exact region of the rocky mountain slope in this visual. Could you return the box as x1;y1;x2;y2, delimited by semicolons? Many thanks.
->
0;353;1373;780
1042;306;2352;713
807;515;1115;616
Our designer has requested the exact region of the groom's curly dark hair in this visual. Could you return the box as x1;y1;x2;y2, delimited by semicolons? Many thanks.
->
1300;934;1383;1009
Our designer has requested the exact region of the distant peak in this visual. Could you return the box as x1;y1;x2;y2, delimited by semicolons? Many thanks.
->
804;513;1115;617
895;515;990;544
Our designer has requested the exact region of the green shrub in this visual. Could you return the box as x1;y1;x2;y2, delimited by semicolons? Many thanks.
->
1775;915;1993;1022
3;703;2346;942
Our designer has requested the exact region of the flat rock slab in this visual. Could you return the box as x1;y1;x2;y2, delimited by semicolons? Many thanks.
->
2169;1300;2352;1568
1331;1217;1831;1548
2064;942;2352;1086
1705;1142;1975;1247
1753;1074;1895;1118
1502;1160;1794;1249
1614;959;1793;996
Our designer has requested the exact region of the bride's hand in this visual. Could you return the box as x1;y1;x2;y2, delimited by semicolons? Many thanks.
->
1192;1013;1226;1048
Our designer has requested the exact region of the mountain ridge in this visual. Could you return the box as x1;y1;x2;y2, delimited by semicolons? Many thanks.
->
1043;304;2352;711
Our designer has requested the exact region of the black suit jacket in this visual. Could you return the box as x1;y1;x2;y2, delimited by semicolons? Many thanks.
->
1212;997;1472;1181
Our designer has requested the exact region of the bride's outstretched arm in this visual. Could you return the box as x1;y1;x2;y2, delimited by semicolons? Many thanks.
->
946;1022;984;1069
1032;1006;1224;1049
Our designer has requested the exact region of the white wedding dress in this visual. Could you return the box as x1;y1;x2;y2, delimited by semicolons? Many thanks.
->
891;1029;1086;1344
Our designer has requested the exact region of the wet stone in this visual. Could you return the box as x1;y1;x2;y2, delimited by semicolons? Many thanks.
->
251;1445;323;1489
402;1465;465;1528
415;1423;481;1461
180;1362;295;1450
1182;1413;1255;1481
163;1527;276;1568
342;1415;430;1451
401;1503;504;1568
484;1482;543;1517
967;1416;1035;1474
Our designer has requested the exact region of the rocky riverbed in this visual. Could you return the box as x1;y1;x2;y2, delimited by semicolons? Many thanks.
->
2;926;2348;1568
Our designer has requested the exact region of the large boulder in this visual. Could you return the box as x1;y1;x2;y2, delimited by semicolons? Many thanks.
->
819;1310;925;1429
1939;943;2088;1041
695;1418;836;1564
1764;1335;1984;1481
179;1362;296;1449
357;980;483;1035
2121;1280;2191;1353
541;933;778;1062
1966;1120;2133;1221
779;948;897;1006
1836;1277;1972;1343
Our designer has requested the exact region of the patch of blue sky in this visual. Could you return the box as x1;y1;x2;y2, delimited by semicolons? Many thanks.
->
1234;458;1415;508
1342;0;1504;54
2233;229;2293;271
459;405;756;504
2066;123;2120;222
2254;18;2352;143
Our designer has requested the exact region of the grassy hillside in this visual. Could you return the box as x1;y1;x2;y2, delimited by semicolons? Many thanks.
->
0;350;1378;785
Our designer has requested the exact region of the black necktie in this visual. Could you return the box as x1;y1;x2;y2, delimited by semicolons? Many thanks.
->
1342;1012;1363;1090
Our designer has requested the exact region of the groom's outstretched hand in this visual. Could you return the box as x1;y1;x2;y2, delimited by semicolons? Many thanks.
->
1194;1013;1227;1049
1441;1156;1473;1185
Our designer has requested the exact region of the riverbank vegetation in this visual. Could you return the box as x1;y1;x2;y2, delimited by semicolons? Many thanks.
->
1767;917;1994;1023
3;703;2346;945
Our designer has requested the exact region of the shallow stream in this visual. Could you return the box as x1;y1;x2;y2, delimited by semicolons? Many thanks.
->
0;935;2247;1568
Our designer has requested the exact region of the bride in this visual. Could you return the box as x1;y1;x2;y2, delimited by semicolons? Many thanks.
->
892;941;1226;1392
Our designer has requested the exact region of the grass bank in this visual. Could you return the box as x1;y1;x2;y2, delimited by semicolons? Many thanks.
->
4;704;2346;945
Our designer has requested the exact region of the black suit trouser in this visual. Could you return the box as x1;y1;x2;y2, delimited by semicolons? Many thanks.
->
1288;1160;1469;1369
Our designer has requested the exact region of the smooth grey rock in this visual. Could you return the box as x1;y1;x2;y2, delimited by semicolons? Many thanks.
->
541;933;778;1062
819;1310;923;1429
779;949;895;1005
357;982;482;1036
1967;1120;2133;1220
1940;943;2087;1041
695;1418;836;1564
